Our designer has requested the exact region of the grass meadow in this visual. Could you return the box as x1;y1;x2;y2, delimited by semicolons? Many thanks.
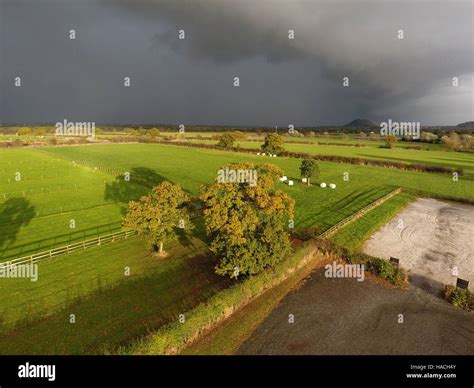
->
185;138;474;176
0;149;148;259
0;236;230;354
0;142;472;354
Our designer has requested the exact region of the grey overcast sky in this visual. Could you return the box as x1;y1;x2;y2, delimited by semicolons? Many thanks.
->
0;0;473;126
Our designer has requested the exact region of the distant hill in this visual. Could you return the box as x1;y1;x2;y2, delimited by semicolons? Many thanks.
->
344;119;378;128
456;121;474;129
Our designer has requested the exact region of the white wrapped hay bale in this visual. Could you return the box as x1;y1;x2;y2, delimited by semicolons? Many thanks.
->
329;183;336;189
320;182;327;188
288;180;294;186
302;178;308;184
281;176;288;181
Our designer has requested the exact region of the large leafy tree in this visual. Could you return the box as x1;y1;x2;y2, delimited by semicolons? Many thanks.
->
217;131;246;149
299;159;320;185
200;163;295;278
261;133;285;155
123;182;192;253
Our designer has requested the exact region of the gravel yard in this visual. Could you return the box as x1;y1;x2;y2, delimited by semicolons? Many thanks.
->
363;198;474;293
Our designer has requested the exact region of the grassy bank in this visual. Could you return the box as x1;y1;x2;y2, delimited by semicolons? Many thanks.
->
181;252;329;355
119;242;337;355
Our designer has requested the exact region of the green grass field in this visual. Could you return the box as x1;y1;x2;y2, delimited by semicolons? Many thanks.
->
0;148;149;259
185;138;474;176
0;217;232;354
0;142;472;354
44;142;473;203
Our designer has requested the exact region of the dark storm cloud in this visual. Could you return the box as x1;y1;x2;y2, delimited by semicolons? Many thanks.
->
109;0;474;122
1;0;473;125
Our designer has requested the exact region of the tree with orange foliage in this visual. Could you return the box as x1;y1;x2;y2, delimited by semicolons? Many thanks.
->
200;163;295;278
123;182;192;254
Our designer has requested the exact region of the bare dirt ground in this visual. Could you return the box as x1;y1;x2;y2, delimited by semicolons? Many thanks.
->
237;198;474;355
237;269;474;355
363;198;474;293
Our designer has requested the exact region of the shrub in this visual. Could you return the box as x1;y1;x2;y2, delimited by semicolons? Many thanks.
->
366;257;394;279
217;132;241;149
441;132;464;151
312;239;409;287
392;269;409;288
149;128;160;138
384;135;398;148
460;134;473;150
261;133;285;155
34;128;48;136
444;285;473;311
366;258;408;286
420;131;438;143
16;127;32;136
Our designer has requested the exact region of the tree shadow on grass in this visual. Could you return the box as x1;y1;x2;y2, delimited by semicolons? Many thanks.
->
296;186;392;228
176;228;197;251
0;197;35;254
0;252;232;355
104;167;173;213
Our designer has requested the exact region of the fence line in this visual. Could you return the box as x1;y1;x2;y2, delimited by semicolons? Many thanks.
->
72;159;123;177
0;229;137;268
72;160;154;188
1;185;401;268
318;188;402;239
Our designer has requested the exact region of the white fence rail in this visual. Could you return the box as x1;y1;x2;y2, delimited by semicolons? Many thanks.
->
1;188;401;268
0;230;137;267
